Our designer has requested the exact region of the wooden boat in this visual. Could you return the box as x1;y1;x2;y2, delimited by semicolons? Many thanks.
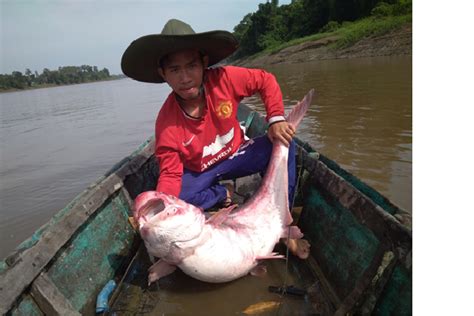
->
0;104;412;315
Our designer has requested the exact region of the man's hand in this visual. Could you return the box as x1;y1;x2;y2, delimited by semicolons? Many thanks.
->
267;121;295;147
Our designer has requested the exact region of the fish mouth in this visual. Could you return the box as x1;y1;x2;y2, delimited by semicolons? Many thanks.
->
136;198;165;221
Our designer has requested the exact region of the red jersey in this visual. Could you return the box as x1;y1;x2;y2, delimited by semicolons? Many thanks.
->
155;66;285;196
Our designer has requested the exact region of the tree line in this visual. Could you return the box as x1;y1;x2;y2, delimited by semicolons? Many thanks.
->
0;65;115;91
232;0;411;58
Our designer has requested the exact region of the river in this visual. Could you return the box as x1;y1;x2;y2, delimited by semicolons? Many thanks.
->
0;55;411;260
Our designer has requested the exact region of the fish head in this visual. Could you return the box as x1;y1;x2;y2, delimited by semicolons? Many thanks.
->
133;191;206;254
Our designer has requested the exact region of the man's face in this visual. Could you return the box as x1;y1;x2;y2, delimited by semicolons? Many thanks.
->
158;49;208;101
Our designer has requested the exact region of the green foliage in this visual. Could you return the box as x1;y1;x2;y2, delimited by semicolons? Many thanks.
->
320;21;341;33
371;0;412;17
245;13;410;60
371;2;394;17
393;0;412;15
0;65;113;91
231;0;412;60
335;14;412;48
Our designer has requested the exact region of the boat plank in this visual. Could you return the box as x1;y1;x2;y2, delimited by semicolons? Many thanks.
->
31;273;80;316
359;250;398;314
0;174;123;314
334;244;394;315
45;189;136;313
303;153;411;249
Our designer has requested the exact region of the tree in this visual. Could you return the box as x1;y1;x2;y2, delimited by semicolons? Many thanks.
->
231;0;399;60
0;65;114;91
10;71;27;89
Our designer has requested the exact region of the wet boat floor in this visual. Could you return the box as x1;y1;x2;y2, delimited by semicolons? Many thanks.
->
109;175;333;315
108;244;328;316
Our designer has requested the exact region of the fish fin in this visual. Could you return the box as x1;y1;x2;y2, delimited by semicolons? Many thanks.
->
280;226;304;239
285;89;315;129
128;216;138;230
205;204;238;226
256;252;285;260
284;239;311;259
148;259;176;285
250;264;267;277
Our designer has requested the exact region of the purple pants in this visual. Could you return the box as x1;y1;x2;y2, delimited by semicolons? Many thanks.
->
179;135;296;209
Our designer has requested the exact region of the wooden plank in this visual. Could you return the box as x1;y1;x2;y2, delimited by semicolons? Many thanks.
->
334;244;395;316
0;140;154;314
115;139;154;180
358;251;398;314
306;255;341;308
30;273;80;316
0;173;123;314
121;187;135;210
301;152;412;250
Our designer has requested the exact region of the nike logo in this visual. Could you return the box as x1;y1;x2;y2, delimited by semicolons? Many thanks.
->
182;135;195;147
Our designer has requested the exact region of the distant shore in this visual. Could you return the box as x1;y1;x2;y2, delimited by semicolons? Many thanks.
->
0;76;125;94
234;19;411;67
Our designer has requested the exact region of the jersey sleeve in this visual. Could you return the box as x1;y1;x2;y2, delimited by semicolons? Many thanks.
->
223;66;285;122
154;110;183;197
155;145;183;196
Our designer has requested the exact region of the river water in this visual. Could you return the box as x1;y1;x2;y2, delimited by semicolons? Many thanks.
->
0;56;411;260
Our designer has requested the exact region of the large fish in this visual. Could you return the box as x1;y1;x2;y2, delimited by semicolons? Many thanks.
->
134;89;314;284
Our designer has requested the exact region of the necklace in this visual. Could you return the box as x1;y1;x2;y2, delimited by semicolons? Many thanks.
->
176;86;205;119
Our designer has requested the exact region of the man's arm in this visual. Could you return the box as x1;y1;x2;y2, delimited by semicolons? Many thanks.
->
155;148;183;196
154;109;183;196
224;66;294;146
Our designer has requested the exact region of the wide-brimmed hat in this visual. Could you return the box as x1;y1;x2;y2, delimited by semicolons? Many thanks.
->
121;19;239;83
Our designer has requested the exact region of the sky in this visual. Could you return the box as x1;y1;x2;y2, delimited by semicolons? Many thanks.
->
0;0;291;75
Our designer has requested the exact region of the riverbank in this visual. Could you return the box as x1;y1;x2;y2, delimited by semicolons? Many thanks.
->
234;17;411;67
0;75;125;94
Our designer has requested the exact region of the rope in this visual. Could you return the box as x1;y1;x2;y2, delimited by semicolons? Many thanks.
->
277;148;305;315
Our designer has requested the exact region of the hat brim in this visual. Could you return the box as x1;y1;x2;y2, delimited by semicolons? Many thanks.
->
121;31;238;83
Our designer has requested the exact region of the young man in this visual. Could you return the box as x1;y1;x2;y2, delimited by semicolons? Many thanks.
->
121;19;309;258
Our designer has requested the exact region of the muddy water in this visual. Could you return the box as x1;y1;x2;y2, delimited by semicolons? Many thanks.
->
0;79;170;260
0;56;411;267
111;246;313;315
245;56;412;213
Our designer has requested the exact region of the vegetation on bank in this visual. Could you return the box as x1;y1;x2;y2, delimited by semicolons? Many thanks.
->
0;65;122;92
231;0;412;60
257;13;411;59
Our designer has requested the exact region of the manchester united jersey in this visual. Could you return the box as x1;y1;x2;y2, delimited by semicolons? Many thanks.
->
155;66;285;196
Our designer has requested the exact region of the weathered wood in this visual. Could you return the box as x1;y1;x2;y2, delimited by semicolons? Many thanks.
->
334;244;396;316
107;243;145;310
0;139;155;314
30;273;80;316
114;140;154;180
121;187;135;210
306;255;341;309
301;152;412;250
358;251;397;314
0;174;123;314
307;279;334;316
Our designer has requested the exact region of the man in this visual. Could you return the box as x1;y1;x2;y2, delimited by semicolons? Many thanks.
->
121;19;309;259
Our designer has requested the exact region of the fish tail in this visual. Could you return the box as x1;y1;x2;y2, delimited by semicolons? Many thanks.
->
285;89;315;129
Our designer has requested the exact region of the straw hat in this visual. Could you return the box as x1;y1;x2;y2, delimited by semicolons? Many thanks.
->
121;19;239;83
